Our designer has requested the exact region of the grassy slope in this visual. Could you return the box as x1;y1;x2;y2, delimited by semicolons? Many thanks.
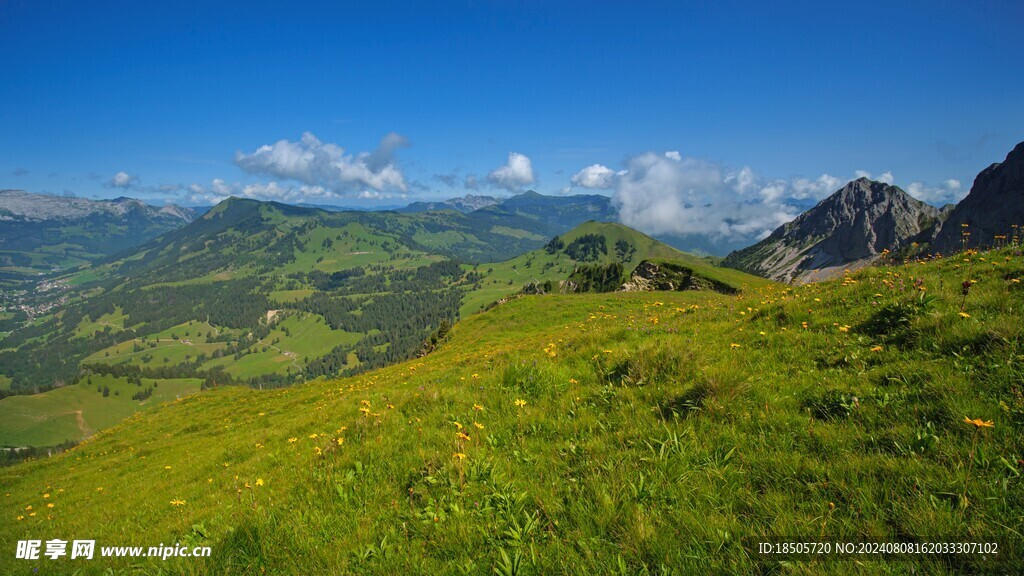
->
1;248;1021;573
0;375;200;446
461;221;769;315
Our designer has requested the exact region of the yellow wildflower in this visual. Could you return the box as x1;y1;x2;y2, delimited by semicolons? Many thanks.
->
963;417;994;428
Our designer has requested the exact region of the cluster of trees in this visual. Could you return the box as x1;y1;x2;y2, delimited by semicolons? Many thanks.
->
615;239;636;262
302;267;367;290
568;262;625;292
544;236;565;254
564;234;608;262
299;288;460;378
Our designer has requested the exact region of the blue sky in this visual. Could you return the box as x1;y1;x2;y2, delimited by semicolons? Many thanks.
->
2;1;1022;243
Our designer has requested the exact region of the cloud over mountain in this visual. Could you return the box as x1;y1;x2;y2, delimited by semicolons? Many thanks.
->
905;179;964;205
487;152;535;191
571;164;617;189
610;152;799;244
108;171;139;189
234;132;409;195
573;152;963;249
185;178;343;205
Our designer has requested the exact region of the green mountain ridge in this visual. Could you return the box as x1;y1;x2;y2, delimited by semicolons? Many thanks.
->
0;204;761;449
460;221;766;314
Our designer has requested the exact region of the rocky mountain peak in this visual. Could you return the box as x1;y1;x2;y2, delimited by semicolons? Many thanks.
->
722;179;943;282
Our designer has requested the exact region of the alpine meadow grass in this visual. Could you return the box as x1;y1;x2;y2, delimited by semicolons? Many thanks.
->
2;247;1022;574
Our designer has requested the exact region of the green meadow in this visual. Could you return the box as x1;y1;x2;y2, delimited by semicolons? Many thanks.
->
0;374;200;447
1;247;1020;573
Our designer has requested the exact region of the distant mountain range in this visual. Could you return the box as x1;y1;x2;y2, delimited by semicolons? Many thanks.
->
0;196;751;427
0;190;197;285
398;194;501;213
3;138;1022;291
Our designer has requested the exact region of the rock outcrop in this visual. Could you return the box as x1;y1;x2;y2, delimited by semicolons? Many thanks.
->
619;260;737;294
932;141;1024;254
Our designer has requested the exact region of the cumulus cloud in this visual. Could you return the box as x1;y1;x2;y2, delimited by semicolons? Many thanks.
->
905;179;966;205
234;131;409;195
487;152;535;191
664;151;682;161
611;152;799;244
571;164;617;189
853;170;894;185
108;171;139;189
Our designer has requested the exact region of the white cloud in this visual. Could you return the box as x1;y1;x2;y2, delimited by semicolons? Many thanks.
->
109;171;138;189
790;174;843;200
664;151;682;161
604;151;960;246
725;166;758;195
487;152;535;191
905;180;966;205
185;178;341;205
571;164;616;189
234;131;409;195
610;152;799;243
853;170;894;185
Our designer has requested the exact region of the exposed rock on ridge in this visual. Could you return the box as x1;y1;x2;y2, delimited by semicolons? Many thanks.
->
932;141;1024;253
